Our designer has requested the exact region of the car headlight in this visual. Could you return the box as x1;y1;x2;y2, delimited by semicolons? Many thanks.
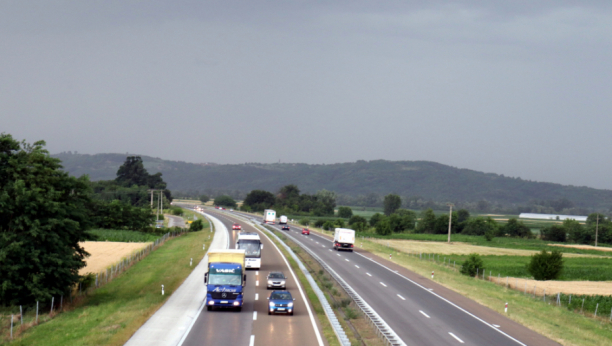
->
269;302;275;307
267;280;273;284
288;302;293;307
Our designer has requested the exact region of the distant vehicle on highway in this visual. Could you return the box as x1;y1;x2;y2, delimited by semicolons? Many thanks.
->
333;228;355;251
236;232;263;269
232;223;242;231
279;215;288;224
267;291;295;315
281;224;290;230
301;228;310;235
204;250;246;311
263;209;276;224
266;271;286;289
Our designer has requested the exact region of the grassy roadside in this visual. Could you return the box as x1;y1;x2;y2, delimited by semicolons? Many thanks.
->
4;224;212;346
360;239;612;346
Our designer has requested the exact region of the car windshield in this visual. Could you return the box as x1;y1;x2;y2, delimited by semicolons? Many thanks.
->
268;272;284;279
270;292;292;300
237;240;261;257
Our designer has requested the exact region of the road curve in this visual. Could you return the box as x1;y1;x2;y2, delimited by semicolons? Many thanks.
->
178;207;324;346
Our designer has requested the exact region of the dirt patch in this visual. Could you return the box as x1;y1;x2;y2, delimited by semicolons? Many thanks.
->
80;241;151;275
549;244;612;253
490;276;612;296
370;239;596;258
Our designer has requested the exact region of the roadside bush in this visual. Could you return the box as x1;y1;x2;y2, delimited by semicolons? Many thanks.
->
484;229;495;241
189;219;204;232
348;215;367;226
352;222;367;233
344;306;359;320
337;206;353;218
375;218;392;235
540;225;567;242
299;218;310;226
335;218;346;228
502;218;534;239
460;253;484;277
370;213;384;227
322;221;335;231
171;207;184;216
314;219;326;228
527;250;564;280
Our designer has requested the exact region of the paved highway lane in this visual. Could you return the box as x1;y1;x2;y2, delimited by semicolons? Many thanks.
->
234;213;559;346
180;208;323;346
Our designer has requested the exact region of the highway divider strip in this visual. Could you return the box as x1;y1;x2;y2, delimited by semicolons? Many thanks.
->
233;214;351;346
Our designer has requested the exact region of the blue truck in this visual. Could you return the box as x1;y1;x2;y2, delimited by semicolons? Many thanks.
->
204;249;246;311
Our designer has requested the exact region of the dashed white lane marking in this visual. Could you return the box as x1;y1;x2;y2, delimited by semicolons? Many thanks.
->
329;249;332;251
397;294;406;300
366;273;372;276
419;310;430;318
345;259;349;262
316;241;319;244
256;271;259;276
355;265;360;268
492;324;500;328
449;332;464;343
322;245;326;248
256;280;259;286
249;335;255;346
337;254;341;257
380;282;387;287
253;311;258;320
255;293;259;300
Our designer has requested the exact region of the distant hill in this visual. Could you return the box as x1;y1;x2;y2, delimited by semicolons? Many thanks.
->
53;152;612;210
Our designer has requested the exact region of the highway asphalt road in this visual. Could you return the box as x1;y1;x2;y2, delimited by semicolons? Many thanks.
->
179;207;323;346
229;211;560;346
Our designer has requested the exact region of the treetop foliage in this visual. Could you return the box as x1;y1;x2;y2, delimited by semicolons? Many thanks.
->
383;194;402;216
214;195;237;208
242;185;336;216
0;134;92;305
527;250;564;280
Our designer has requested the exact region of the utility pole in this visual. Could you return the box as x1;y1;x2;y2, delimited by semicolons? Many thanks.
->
447;203;454;243
595;214;600;247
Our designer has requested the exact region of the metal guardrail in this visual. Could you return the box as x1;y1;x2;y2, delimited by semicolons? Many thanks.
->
259;220;406;346
234;215;351;346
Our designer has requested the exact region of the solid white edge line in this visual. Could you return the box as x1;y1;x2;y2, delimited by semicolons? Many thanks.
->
419;310;430;318
449;332;464;343
354;252;527;346
397;294;405;300
251;223;325;346
253;311;257;320
249;335;255;346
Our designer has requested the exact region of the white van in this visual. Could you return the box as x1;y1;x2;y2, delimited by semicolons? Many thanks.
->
279;215;288;224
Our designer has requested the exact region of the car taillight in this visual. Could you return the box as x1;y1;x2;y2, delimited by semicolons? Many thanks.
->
350;244;354;247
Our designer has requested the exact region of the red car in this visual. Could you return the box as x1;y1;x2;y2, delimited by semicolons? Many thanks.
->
302;228;310;235
232;223;242;231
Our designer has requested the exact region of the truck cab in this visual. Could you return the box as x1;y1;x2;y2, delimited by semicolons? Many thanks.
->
205;250;247;311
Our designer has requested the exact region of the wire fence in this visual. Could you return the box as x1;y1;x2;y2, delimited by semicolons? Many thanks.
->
1;229;188;341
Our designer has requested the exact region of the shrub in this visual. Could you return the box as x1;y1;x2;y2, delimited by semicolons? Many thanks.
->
322;221;335;231
370;213;384;227
540;225;567;242
338;206;353;218
484;229;495;241
189;219;204;232
527;250;564;280
375;218;392;235
348;215;367;226
460;253;484;277
171;207;184;216
299;218;310;226
344;306;359;320
335;218;345;228
314;219;326;228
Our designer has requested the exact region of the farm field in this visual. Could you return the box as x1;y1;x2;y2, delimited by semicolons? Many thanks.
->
489;276;612;296
79;241;151;275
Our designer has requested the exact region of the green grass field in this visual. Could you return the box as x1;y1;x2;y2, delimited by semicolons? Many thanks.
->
4;223;212;346
87;229;162;242
435;255;612;281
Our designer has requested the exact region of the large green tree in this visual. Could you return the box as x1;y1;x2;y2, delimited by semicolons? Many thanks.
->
0;135;92;305
243;190;276;211
383;194;402;216
214;195;237;208
416;209;436;233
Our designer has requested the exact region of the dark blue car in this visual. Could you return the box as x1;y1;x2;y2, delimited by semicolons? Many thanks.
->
267;291;295;315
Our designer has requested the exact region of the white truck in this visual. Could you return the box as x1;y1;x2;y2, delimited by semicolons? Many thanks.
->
333;228;355;251
263;209;276;224
279;215;288;224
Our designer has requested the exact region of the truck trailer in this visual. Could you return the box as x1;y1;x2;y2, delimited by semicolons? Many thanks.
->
333;228;355;251
263;209;276;224
204;250;246;311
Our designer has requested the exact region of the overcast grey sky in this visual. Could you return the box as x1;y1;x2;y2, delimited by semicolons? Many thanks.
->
2;1;611;189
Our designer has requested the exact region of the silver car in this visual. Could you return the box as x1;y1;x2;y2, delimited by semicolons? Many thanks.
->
266;271;286;289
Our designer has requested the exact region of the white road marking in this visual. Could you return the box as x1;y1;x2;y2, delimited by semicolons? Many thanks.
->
366;273;372;276
353;252;528;346
316;242;319;244
493;324;500;328
337;254;341;257
355;265;360;268
322;245;326;248
419;310;430;318
255;293;259;300
428;288;433;291
380;282;387;287
329;249;332;251
249;335;255;346
345;259;349;262
256;271;259;276
253;311;257;320
397;294;406;300
256;280;259;286
449;332;464;343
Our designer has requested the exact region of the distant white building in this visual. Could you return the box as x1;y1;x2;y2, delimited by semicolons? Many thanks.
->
519;213;588;222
